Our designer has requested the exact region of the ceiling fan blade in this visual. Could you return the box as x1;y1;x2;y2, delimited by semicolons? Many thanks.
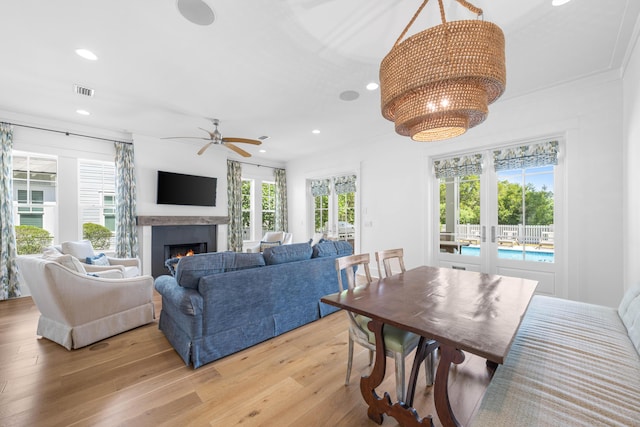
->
198;127;215;139
197;142;214;155
162;136;210;140
224;142;251;157
222;137;262;145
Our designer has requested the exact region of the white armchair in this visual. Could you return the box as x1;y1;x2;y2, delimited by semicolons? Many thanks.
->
15;255;155;350
245;231;293;253
50;240;141;277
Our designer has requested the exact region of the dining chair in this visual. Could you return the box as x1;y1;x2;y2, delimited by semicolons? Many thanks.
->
336;253;422;402
375;248;406;278
374;248;438;388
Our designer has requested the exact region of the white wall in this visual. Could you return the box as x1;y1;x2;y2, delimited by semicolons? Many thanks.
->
623;24;640;291
288;71;626;307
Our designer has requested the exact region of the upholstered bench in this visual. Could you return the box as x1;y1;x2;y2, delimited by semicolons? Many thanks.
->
472;286;640;426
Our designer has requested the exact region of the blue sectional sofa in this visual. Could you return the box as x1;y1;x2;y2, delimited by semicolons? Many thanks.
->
154;240;352;368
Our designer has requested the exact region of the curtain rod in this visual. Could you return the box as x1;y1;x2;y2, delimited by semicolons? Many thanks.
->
3;122;133;145
237;160;283;170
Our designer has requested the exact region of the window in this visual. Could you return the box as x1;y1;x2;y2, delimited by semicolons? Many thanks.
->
79;160;116;249
314;194;329;233
12;152;57;253
261;181;276;234
439;174;481;255
337;192;355;239
241;179;253;240
496;165;554;261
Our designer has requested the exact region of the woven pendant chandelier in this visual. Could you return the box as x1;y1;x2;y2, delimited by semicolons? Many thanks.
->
380;0;506;142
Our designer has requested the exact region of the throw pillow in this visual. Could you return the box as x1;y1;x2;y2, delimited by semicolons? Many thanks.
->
85;253;110;266
42;249;87;274
259;240;281;252
61;240;95;261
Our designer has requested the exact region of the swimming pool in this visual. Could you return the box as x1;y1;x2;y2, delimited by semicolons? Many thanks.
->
460;246;554;262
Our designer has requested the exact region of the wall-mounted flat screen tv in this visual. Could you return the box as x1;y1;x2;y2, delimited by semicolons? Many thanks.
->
156;171;217;206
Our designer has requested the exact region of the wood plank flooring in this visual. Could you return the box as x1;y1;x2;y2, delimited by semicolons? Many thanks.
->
0;293;493;426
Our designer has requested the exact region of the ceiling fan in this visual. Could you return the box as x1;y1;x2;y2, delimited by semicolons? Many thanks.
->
163;119;262;157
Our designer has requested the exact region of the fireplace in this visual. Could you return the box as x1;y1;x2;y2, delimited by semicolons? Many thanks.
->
151;225;217;277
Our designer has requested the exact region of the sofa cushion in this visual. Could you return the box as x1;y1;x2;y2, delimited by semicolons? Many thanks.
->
61;240;95;260
618;284;640;353
263;242;313;265
312;240;353;258
175;252;266;289
42;249;87;274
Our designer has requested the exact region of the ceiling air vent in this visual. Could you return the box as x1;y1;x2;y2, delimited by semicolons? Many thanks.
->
73;84;95;97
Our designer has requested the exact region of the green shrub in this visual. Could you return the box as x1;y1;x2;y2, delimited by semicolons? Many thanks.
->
15;225;53;255
83;222;113;250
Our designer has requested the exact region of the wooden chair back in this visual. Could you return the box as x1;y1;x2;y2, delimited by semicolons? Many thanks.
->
375;248;406;278
335;253;372;291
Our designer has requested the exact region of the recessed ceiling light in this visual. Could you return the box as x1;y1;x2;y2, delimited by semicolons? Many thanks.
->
76;109;90;116
312;129;320;134
259;149;266;153
75;49;98;61
551;0;571;6
366;82;379;91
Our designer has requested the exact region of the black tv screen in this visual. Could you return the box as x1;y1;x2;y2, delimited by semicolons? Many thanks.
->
156;171;217;206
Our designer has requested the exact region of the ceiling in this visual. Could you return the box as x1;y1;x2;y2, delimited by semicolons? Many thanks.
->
1;0;638;163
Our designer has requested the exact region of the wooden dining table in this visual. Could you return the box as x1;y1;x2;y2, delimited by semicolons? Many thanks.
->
321;265;538;427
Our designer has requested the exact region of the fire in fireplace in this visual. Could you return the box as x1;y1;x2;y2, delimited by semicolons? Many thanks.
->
164;242;207;261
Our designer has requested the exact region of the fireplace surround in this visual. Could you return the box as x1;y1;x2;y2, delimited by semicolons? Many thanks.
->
137;216;229;278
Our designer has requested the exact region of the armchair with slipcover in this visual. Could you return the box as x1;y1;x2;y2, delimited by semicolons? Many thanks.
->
15;254;155;350
245;231;293;253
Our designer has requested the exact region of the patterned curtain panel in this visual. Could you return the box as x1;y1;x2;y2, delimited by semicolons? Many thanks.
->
227;160;243;252
494;140;559;171
0;123;21;299
310;178;330;197
114;142;138;258
334;175;357;194
274;168;288;232
433;153;484;179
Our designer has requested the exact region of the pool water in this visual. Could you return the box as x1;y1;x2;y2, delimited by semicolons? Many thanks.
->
460;246;554;262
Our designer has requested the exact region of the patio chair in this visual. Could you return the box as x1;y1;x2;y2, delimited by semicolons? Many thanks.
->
537;232;554;249
336;253;431;402
498;230;518;247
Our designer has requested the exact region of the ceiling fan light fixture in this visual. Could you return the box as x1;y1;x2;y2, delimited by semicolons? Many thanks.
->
380;0;506;142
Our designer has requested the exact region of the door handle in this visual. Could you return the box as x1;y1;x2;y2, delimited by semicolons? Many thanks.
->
481;226;486;243
491;226;496;243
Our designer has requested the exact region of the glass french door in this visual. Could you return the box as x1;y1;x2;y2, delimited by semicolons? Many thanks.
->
435;140;562;296
311;175;357;246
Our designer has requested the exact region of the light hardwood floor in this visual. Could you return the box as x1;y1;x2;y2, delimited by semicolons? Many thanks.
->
0;293;493;426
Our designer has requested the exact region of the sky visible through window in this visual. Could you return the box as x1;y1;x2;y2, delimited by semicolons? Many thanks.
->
498;165;553;192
